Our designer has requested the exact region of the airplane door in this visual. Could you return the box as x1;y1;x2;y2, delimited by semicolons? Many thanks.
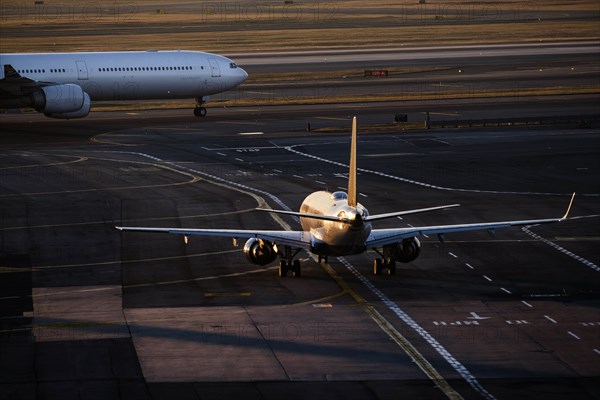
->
76;60;88;80
208;58;221;77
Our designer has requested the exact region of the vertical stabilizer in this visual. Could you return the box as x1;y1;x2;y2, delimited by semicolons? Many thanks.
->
348;116;357;207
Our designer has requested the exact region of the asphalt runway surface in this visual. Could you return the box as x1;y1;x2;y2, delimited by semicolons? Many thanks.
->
1;97;599;400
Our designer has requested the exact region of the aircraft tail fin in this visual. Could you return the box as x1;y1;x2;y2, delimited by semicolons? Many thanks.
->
2;64;21;80
348;116;357;207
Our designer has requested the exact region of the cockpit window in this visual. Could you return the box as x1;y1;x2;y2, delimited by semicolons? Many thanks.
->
331;191;348;201
229;63;238;69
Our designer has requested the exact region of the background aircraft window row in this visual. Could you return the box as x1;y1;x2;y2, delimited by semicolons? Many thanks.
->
19;69;68;73
97;66;199;72
19;69;48;73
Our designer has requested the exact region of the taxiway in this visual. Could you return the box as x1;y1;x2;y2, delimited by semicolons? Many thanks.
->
1;99;599;399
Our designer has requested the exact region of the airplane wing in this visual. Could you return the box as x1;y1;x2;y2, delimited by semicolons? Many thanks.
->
366;193;575;248
114;226;312;249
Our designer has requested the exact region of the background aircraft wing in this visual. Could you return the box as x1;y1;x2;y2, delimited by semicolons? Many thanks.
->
367;193;575;248
115;226;312;249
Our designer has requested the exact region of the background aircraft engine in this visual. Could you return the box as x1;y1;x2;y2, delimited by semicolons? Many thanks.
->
389;237;421;263
44;92;91;119
243;238;278;265
31;84;90;118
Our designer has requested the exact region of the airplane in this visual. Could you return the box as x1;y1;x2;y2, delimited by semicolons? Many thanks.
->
116;117;575;277
0;50;248;119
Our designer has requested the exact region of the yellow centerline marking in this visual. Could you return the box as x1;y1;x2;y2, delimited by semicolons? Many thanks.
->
319;260;462;400
1;208;255;231
204;292;252;297
314;116;349;121
0;155;201;198
0;156;87;170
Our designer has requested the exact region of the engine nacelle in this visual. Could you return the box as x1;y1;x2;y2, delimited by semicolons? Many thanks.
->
44;92;91;119
243;238;278;266
388;237;421;263
31;84;86;114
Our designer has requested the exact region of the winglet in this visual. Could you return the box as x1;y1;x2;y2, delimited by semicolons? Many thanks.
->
560;192;576;220
348;116;357;207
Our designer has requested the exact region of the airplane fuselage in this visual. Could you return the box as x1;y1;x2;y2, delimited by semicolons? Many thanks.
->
0;50;247;103
300;191;372;256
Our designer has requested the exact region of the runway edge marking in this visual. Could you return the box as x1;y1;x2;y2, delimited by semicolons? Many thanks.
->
319;259;463;400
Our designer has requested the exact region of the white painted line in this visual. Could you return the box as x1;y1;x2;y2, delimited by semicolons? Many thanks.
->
273;169;282;173
594;349;600;355
544;315;557;324
359;192;368;198
483;275;492;282
521;226;600;272
448;252;458;258
238;131;264;135
568;331;581;340
465;263;475;269
338;257;496;400
500;287;512;294
217;152;226;157
292;175;304;179
521;301;533;308
234;158;244;162
315;181;326;185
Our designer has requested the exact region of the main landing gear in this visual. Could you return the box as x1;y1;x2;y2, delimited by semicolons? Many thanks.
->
373;257;397;275
278;245;302;277
194;97;207;117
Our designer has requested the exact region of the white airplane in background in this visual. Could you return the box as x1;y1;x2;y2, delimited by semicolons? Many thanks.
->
0;50;248;119
116;117;575;277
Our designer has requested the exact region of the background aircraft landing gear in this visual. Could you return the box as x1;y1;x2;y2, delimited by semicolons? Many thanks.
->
194;97;207;117
193;107;207;117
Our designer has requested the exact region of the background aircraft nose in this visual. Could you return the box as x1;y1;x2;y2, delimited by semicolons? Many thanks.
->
238;67;248;84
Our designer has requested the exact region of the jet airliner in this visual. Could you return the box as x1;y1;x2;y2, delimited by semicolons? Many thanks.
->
0;50;248;119
116;117;575;277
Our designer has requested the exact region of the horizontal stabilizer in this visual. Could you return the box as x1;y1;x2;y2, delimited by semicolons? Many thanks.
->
364;204;460;222
255;208;351;223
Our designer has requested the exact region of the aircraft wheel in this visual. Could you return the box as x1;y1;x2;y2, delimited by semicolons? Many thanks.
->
387;259;397;276
279;260;288;277
373;258;383;275
292;260;302;277
194;107;207;117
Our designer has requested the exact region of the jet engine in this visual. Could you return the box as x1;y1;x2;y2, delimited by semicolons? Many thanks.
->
31;84;91;119
243;238;278;265
388;237;421;263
